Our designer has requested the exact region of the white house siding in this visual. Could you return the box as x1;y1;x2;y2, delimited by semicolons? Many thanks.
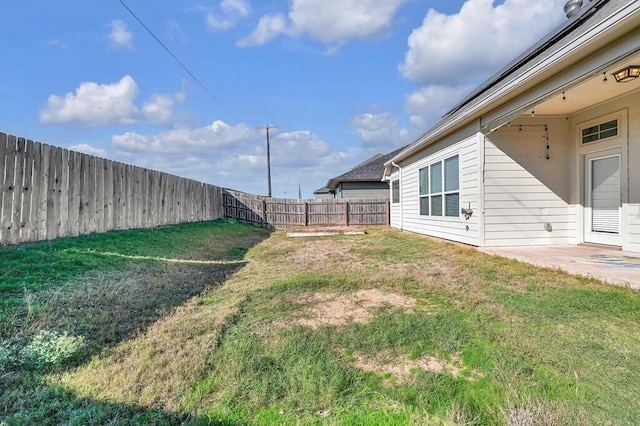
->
397;127;481;246
483;117;571;247
569;92;640;252
628;98;640;253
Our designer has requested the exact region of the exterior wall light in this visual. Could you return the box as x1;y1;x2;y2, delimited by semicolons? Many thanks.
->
612;65;640;83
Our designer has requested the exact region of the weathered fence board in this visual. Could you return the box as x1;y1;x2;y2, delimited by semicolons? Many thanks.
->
21;140;36;242
0;133;8;243
11;138;25;243
104;159;114;231
0;132;226;246
68;149;81;237
223;189;389;229
2;136;17;243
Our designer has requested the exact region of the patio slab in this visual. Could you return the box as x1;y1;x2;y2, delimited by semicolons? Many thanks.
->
479;245;640;289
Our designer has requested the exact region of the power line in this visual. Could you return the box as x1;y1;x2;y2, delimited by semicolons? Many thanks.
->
117;0;240;124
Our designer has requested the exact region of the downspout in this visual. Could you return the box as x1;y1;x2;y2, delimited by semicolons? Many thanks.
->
391;161;403;231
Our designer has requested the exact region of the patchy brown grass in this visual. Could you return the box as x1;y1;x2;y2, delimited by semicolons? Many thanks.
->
289;289;417;329
348;350;481;385
4;225;639;425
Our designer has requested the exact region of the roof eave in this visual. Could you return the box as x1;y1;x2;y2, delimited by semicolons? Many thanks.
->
327;177;385;189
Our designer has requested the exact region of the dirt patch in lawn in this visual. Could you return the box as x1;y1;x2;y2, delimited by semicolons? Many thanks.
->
284;239;362;266
291;289;416;329
349;350;480;384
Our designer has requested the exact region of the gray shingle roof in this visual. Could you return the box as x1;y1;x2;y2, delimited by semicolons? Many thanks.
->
313;186;331;194
327;146;406;189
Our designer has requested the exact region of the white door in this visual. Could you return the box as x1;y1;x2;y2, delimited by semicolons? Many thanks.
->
584;153;621;246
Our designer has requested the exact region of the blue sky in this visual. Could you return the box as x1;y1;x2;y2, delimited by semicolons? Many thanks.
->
0;0;568;197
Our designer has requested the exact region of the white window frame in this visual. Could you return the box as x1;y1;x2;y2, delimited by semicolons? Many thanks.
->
581;119;618;144
391;180;400;204
575;109;628;247
418;154;459;218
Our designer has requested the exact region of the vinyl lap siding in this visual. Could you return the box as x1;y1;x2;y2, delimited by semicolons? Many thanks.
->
626;98;640;252
398;131;481;246
483;132;569;247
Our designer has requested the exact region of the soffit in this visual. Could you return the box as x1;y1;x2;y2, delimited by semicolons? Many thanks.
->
531;53;640;116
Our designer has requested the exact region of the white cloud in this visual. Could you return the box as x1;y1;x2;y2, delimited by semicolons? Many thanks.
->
238;0;407;47
350;112;409;149
142;90;186;124
40;76;185;127
68;144;108;158
405;84;476;130
271;131;335;167
41;75;140;126
288;0;406;43
107;20;134;49
207;0;251;31
110;122;354;197
112;120;259;154
400;0;566;86
207;15;234;31
237;15;288;47
221;0;250;17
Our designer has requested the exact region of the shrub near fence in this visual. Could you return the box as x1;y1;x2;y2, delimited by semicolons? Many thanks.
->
0;133;225;245
223;189;389;228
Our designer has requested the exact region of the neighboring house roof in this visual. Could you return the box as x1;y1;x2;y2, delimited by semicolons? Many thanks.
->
385;0;639;174
313;186;332;195
327;146;406;190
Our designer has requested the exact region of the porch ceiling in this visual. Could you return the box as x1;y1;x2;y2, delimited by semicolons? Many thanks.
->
532;53;640;116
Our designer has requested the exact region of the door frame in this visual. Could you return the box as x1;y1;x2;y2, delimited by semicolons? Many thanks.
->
575;109;628;248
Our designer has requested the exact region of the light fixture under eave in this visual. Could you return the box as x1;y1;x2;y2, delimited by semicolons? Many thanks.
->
612;65;640;83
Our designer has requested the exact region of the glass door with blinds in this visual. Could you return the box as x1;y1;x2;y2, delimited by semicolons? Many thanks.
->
584;152;621;246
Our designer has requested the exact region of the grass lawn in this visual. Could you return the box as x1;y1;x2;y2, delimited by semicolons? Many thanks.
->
1;220;639;425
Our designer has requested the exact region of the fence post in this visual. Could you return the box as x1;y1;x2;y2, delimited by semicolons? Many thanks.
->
344;202;349;226
304;201;308;226
262;199;267;226
386;201;390;227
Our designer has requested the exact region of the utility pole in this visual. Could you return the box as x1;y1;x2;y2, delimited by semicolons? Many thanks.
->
259;124;277;197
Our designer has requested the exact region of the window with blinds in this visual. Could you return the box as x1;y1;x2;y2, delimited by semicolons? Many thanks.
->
418;154;459;217
591;155;620;234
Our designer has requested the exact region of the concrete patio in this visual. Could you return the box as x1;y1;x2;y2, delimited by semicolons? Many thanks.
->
479;245;640;290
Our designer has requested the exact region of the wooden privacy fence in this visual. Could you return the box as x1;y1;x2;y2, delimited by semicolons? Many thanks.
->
0;133;225;245
223;189;389;228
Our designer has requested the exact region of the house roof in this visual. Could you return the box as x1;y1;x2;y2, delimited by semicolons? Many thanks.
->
385;0;640;172
313;186;332;194
326;146;406;190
